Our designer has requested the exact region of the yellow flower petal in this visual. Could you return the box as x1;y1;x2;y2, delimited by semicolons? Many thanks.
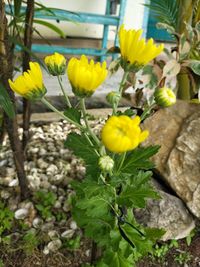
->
101;115;148;153
67;55;108;97
119;25;164;68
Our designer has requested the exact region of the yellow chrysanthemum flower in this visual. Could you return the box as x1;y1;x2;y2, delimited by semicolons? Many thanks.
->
154;87;176;107
44;52;66;76
8;62;46;101
101;115;149;153
67;55;108;97
119;24;164;70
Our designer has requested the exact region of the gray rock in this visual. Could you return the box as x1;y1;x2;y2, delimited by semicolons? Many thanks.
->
135;181;195;241
143;100;200;218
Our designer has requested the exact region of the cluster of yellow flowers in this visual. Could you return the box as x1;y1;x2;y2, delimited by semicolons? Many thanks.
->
8;24;176;153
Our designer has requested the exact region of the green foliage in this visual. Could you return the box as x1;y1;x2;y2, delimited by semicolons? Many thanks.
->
63;235;81;250
65;133;100;177
145;0;179;30
33;19;66;38
174;251;192;265
118;146;160;174
0;83;15;119
34;190;57;219
64;108;81;125
69;138;163;266
0;259;4;267
22;230;39;255
0;202;14;236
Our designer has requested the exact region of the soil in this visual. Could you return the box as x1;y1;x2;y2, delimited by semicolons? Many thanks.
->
1;234;200;266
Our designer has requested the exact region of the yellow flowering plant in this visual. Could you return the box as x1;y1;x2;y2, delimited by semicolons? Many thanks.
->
9;25;174;265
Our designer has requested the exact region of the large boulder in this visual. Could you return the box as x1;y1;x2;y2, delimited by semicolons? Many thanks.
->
143;100;200;218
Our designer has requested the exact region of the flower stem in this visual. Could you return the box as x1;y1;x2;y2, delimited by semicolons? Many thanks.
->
41;97;82;130
80;98;100;146
113;70;129;115
140;104;156;121
57;75;72;108
117;152;126;173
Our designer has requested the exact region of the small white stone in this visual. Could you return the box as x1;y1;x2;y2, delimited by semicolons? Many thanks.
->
54;200;61;209
47;239;62;251
14;208;28;220
9;179;19;187
32;217;43;228
43;246;49;255
1;190;11;199
70;221;78;230
48;230;60;240
61;229;75;239
0;159;8;167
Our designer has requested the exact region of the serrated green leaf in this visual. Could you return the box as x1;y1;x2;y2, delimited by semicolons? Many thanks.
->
0;83;15;118
65;132;99;177
145;227;165;241
64;108;81;124
120;146;160;174
120;223;154;256
76;196;110;218
118;185;159;208
103;249;134;267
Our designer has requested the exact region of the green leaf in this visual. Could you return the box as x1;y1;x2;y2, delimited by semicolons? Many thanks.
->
156;22;175;34
120;145;160;174
145;227;165;242
118;184;159;208
76;196;110;218
65;132;100;177
33;19;66;38
64;108;81;125
121;223;153;256
14;0;22;16
187;60;200;75
144;0;179;29
103;249;134;267
0;83;15;118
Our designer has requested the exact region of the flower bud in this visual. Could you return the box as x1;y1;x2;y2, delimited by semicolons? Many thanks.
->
99;156;114;172
8;62;46;101
106;91;121;106
44;52;66;76
154;87;176;107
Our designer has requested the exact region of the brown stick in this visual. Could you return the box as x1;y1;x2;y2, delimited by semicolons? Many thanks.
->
0;0;29;200
22;0;35;152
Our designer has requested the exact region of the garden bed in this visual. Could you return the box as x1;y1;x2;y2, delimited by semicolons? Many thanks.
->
0;117;200;267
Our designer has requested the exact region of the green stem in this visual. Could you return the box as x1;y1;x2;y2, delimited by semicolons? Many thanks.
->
140;104;156;121
113;70;129;115
80;98;100;146
41;97;82;130
117;152;126;173
177;73;191;100
57;75;72;108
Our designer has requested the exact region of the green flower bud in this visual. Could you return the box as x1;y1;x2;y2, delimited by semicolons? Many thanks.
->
154;87;176;107
99;155;114;172
106;91;121;106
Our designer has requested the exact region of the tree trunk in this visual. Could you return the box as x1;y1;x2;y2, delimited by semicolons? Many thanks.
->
0;0;29;200
22;0;35;152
